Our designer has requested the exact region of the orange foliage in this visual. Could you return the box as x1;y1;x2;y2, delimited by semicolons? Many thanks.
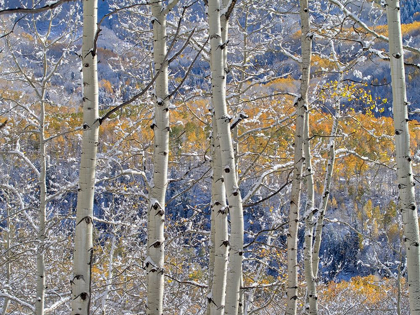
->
100;79;114;94
374;21;420;36
320;275;407;309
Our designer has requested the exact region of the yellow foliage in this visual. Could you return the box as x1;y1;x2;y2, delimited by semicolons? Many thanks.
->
320;275;406;308
100;79;114;94
374;21;420;36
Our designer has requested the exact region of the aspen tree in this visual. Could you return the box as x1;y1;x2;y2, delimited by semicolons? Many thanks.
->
286;0;312;313
312;118;338;279
71;0;99;313
312;41;350;279
208;0;243;313
36;100;47;315
303;112;317;315
208;118;228;315
386;0;420;312
147;0;178;313
299;0;317;313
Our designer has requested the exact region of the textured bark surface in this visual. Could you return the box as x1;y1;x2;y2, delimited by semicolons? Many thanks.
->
209;119;228;315
303;110;318;315
300;0;317;312
312;118;337;279
386;0;420;313
71;0;99;313
146;1;171;314
36;100;46;315
208;0;243;313
286;1;312;313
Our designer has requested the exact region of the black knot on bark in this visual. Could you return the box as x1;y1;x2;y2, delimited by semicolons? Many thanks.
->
80;292;88;301
150;241;162;248
74;274;84;281
393;53;401;59
238;251;243;256
221;240;229;247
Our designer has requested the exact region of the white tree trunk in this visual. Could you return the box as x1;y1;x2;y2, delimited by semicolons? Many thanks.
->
209;118;228;315
386;0;420;312
208;0;243;313
303;111;318;315
146;2;170;314
71;0;99;313
286;1;312;313
312;117;338;279
300;2;316;312
207;195;216;315
36;99;47;315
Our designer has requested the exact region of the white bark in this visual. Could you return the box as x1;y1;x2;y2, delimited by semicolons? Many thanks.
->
286;1;312;313
386;0;420;312
71;0;99;313
209;118;228;315
300;1;317;312
207;196;216;315
36;99;47;315
146;1;171;313
208;0;243;313
312;117;338;279
303;112;317;315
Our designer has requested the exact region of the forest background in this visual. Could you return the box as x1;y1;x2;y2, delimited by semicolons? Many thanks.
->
1;0;420;314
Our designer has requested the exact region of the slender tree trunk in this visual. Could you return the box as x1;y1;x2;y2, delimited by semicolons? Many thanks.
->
207;192;216;315
286;0;312;313
36;99;47;315
285;89;304;315
208;0;243;313
146;2;170;314
312;117;338;279
71;0;99;313
386;0;420;312
303;109;318;314
209;118;229;315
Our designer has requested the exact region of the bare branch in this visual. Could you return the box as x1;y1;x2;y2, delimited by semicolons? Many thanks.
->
0;0;77;16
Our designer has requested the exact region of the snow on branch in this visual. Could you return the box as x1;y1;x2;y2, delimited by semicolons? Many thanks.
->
0;292;35;312
0;150;40;177
329;0;420;56
0;0;76;15
243;162;293;204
